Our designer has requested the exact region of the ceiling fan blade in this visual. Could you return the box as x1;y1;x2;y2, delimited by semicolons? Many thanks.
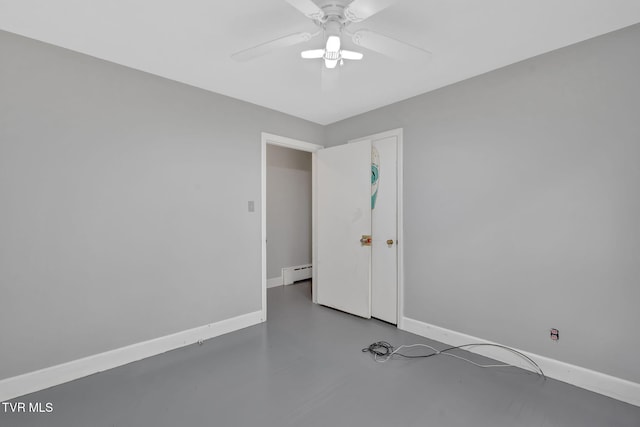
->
301;49;325;59
341;50;364;60
351;29;431;60
285;0;325;20
231;32;317;62
344;0;400;22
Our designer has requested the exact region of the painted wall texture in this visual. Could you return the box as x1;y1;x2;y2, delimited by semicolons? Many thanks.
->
326;23;640;383
0;30;323;380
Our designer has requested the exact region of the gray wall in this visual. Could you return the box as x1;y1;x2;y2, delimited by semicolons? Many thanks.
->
266;145;312;280
326;24;640;383
3;21;640;386
0;30;323;380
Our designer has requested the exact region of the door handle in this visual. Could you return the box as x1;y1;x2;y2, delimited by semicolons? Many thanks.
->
360;235;372;246
386;239;394;246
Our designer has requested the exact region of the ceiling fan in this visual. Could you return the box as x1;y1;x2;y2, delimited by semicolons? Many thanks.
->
231;0;431;69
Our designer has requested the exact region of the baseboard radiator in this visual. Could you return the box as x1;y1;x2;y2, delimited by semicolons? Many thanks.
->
282;264;312;285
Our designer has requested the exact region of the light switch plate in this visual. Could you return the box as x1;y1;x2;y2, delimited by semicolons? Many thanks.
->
248;201;255;212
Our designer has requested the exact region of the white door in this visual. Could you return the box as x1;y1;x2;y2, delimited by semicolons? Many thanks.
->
316;140;372;318
371;137;398;324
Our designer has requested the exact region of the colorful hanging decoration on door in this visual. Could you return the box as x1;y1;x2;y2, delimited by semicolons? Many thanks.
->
371;146;380;209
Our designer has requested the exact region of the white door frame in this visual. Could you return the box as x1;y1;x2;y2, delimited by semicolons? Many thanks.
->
349;128;405;328
261;133;324;321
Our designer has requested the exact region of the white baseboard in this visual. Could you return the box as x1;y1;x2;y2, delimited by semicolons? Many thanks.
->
0;310;263;402
401;317;640;407
267;276;283;288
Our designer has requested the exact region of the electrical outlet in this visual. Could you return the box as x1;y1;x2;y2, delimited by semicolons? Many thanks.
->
550;328;559;342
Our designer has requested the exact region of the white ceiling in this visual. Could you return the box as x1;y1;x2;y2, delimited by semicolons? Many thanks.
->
1;0;640;125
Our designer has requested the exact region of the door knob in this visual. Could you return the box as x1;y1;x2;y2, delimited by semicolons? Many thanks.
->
360;235;372;246
386;239;394;246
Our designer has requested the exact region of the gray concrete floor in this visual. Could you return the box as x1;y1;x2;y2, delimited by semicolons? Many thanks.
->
2;281;639;426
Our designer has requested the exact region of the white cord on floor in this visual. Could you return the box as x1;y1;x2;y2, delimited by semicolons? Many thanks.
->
367;342;545;377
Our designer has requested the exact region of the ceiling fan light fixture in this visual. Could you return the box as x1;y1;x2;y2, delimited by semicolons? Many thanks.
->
341;50;364;60
301;49;325;59
324;58;339;69
325;35;341;53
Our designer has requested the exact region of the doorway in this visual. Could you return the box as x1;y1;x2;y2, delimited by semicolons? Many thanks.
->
261;133;324;321
261;129;403;328
265;145;312;289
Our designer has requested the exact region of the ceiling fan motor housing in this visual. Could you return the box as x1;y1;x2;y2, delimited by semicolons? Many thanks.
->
315;2;350;23
324;18;343;38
